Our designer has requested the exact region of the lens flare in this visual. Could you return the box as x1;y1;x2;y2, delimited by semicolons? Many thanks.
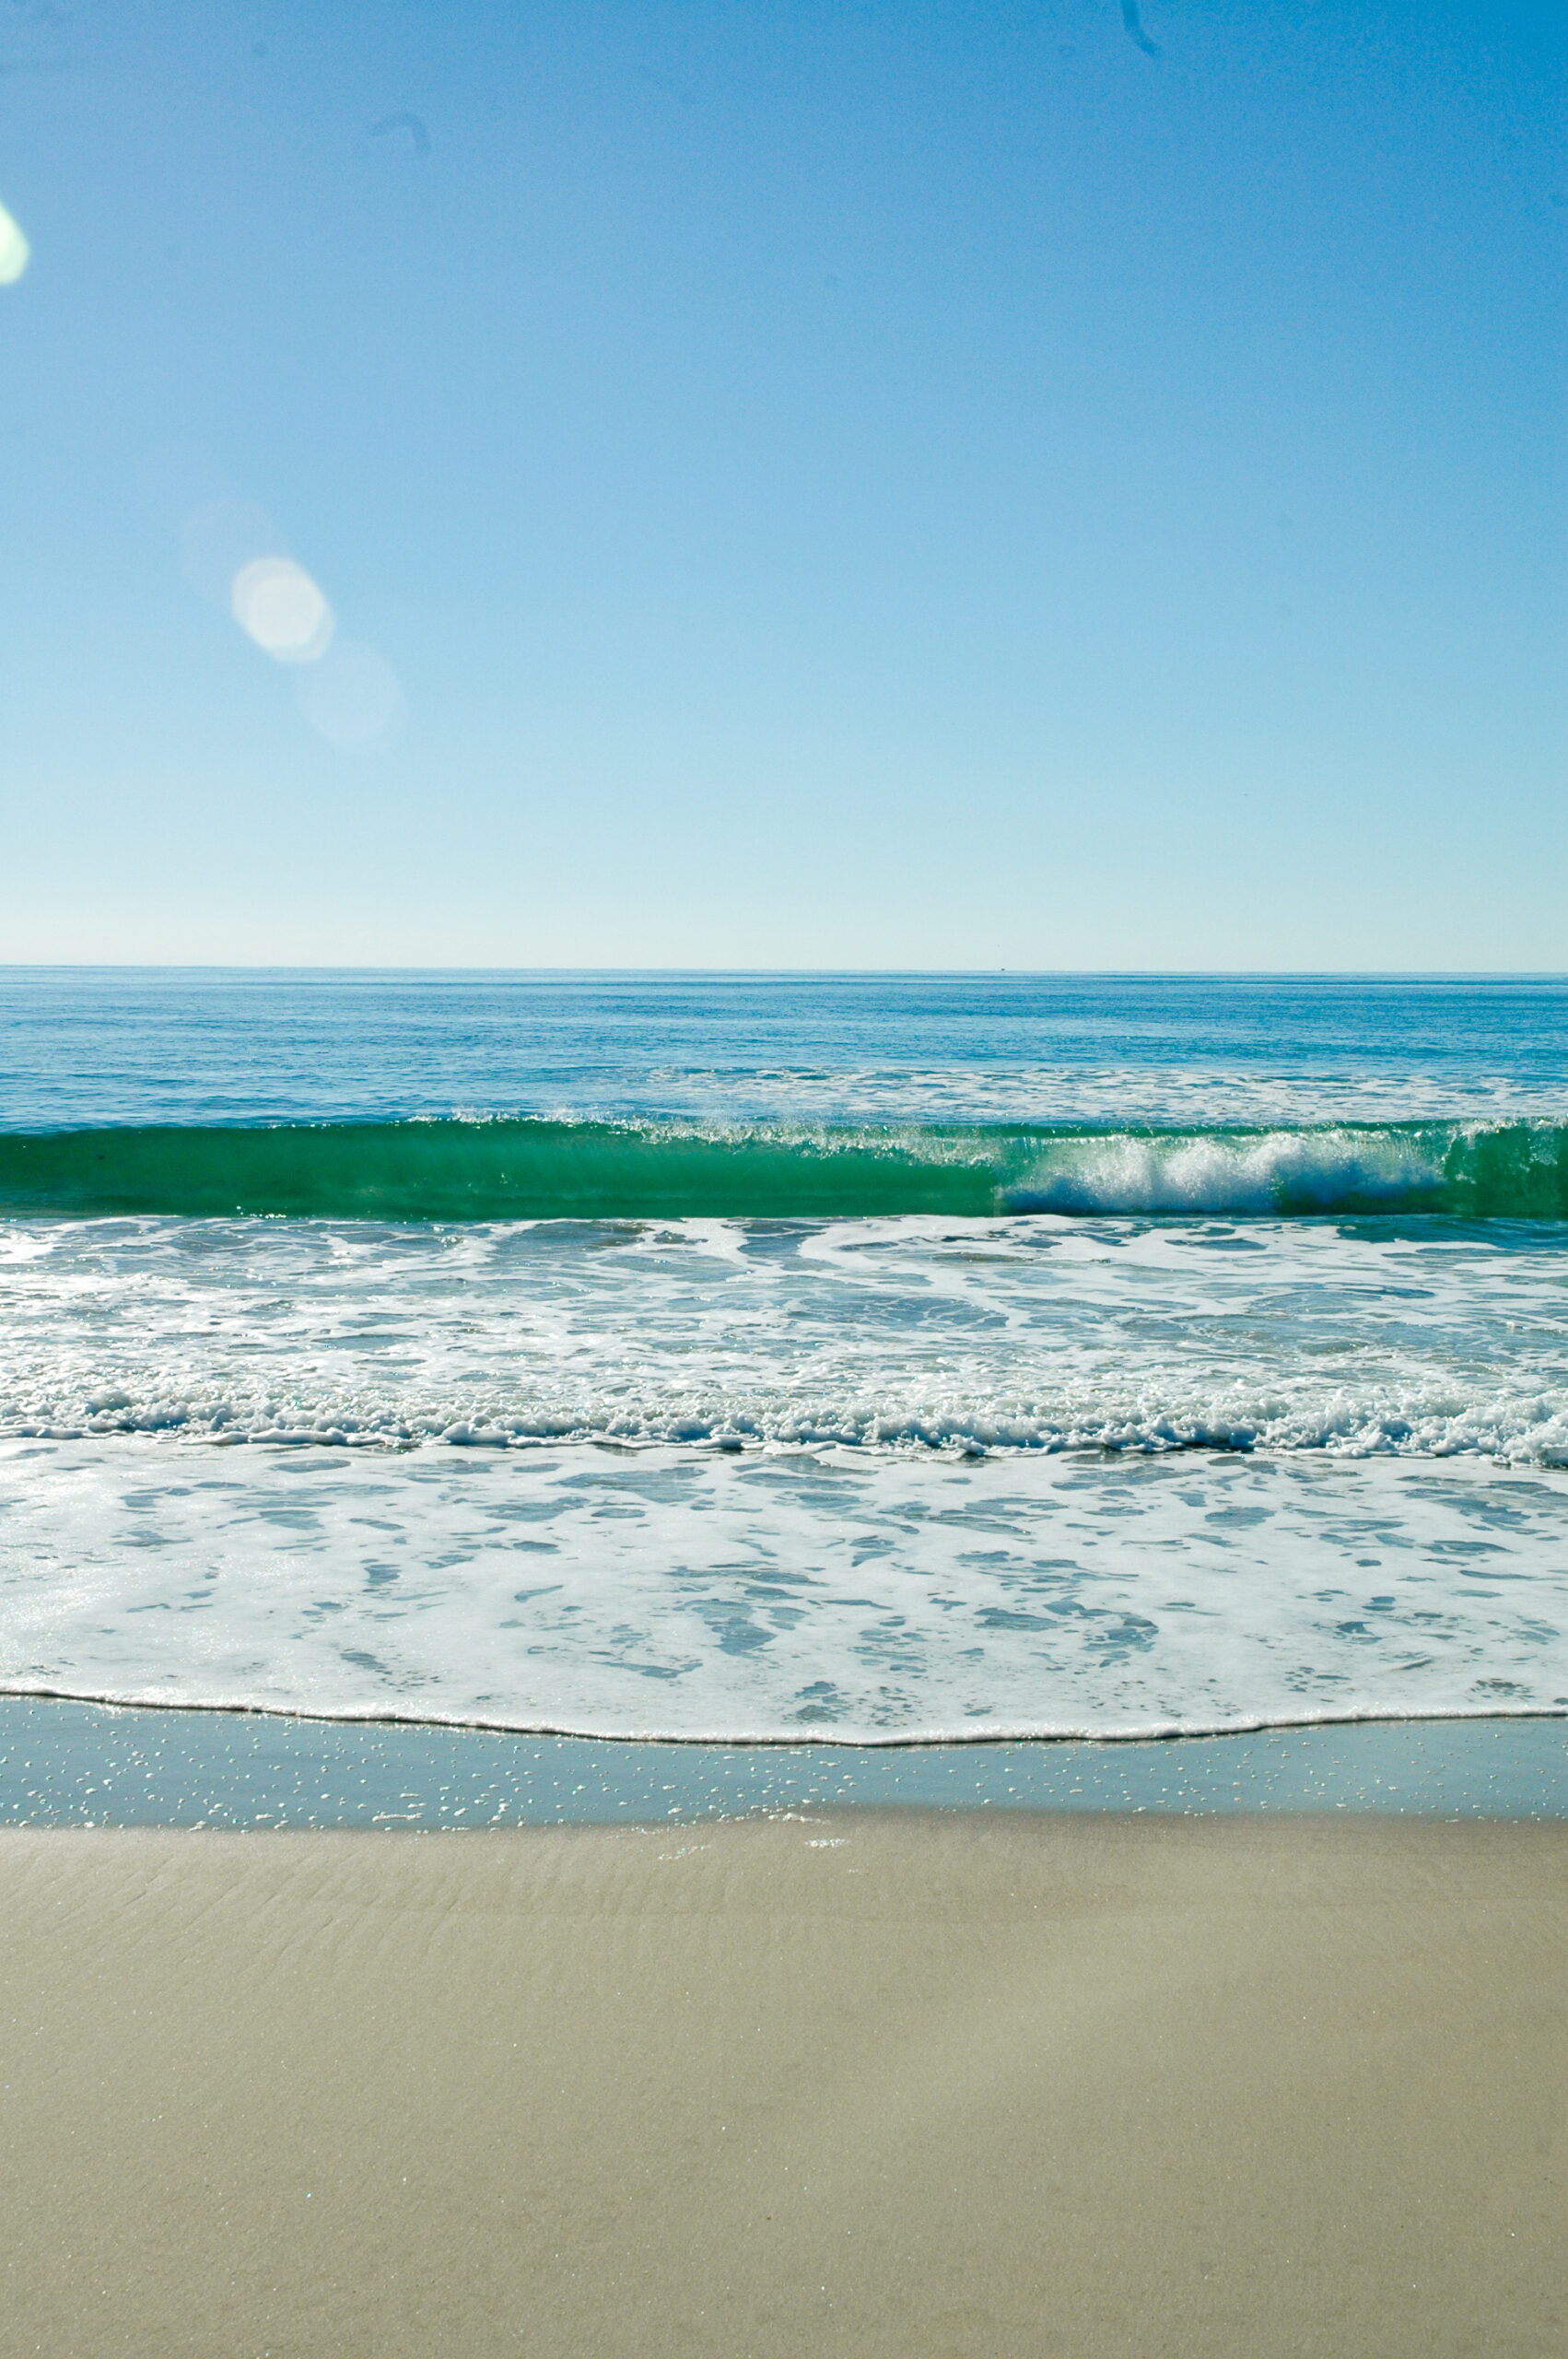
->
0;201;29;285
180;498;279;606
296;638;405;747
230;557;335;663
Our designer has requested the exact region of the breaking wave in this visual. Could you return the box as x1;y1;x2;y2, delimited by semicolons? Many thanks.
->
1;1117;1566;1220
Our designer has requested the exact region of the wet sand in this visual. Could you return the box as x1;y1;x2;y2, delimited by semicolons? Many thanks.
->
2;1814;1564;2357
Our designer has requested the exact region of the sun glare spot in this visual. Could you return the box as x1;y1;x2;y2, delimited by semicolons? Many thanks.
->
0;201;30;285
230;557;336;663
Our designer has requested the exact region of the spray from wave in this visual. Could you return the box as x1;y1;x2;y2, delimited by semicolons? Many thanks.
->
1005;1126;1449;1215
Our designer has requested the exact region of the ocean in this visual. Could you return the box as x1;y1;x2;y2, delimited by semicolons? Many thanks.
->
3;968;1566;1745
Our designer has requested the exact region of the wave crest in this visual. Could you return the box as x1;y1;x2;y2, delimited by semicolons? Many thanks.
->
1005;1127;1446;1215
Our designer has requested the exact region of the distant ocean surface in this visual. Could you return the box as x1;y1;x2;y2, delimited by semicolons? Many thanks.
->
3;969;1567;1742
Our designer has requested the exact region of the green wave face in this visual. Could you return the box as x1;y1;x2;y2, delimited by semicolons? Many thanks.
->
0;1121;1000;1221
0;1119;1565;1222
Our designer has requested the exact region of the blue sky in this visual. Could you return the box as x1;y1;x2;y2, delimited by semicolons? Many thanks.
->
1;1;1562;966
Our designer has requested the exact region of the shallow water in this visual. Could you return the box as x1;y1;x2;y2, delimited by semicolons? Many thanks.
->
3;1696;1565;1825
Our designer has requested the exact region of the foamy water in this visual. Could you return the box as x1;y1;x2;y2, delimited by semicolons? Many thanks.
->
5;1440;1566;1738
2;972;1566;1740
2;1213;1565;1461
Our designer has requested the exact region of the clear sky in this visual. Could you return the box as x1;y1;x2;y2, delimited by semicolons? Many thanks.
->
0;1;1562;968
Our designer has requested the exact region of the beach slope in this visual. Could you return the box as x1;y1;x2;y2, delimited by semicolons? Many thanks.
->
2;1814;1563;2356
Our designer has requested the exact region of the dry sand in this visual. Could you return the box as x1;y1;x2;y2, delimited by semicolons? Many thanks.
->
1;1813;1564;2357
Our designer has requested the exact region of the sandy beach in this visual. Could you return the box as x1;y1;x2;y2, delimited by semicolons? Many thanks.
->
2;1813;1564;2357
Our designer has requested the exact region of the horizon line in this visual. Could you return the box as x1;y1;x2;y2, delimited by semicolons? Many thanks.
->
3;964;1568;984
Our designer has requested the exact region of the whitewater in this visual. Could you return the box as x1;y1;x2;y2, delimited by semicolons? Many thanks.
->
2;970;1566;1738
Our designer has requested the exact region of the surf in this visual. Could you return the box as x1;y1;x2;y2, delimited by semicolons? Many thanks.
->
0;1116;1565;1221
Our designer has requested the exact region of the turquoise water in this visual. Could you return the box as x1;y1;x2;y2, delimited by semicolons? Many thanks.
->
2;971;1566;1744
6;968;1568;1221
4;1116;1567;1221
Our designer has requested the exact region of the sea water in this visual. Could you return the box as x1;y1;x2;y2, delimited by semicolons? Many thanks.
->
2;969;1566;1742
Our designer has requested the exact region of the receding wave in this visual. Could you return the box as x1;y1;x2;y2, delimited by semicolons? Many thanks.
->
1;1117;1566;1221
6;1438;1567;1743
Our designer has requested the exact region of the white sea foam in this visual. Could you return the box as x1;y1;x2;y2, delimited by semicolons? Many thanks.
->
1007;1128;1445;1215
1;1214;1565;1463
4;1210;1566;1737
3;1438;1565;1738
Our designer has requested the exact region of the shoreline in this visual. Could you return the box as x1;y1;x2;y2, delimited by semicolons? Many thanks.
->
12;1676;1568;1743
5;1693;1566;1825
